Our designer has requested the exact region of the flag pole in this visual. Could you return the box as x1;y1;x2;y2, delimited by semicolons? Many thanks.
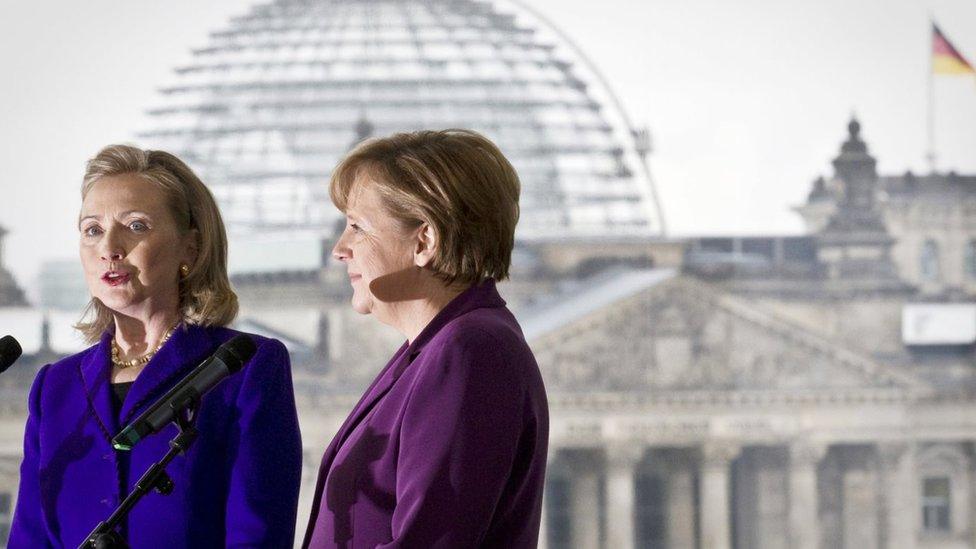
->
927;18;937;172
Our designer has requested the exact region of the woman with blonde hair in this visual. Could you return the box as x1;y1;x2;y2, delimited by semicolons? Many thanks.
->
303;129;549;548
9;145;302;547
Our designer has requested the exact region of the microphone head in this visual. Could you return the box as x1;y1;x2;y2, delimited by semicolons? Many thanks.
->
0;335;22;373
215;335;257;374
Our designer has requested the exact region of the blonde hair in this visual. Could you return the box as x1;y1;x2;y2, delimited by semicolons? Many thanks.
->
76;144;238;342
330;129;521;286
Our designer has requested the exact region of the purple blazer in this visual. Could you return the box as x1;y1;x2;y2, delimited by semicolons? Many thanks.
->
303;279;549;548
8;324;303;548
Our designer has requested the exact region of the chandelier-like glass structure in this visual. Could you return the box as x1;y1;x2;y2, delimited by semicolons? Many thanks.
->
139;0;661;243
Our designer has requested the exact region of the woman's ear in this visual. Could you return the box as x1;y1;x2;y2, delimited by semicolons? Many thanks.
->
182;229;200;268
414;223;437;268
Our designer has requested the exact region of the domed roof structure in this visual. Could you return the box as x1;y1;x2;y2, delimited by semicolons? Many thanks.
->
139;0;662;244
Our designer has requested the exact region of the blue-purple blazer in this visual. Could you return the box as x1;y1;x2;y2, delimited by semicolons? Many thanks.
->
303;279;549;548
8;324;303;548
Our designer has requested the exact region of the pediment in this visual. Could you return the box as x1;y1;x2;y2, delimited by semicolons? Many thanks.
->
523;271;923;395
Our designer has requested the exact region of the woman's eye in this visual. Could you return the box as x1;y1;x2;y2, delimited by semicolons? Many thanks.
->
350;223;362;233
82;225;102;237
129;221;148;232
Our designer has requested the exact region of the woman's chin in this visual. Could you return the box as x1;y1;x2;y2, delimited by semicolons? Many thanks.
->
350;296;373;315
94;294;136;315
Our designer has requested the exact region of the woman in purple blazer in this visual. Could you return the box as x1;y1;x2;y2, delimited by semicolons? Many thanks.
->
8;145;302;547
303;130;549;548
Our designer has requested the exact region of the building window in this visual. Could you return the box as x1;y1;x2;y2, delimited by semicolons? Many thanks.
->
545;477;572;549
635;474;667;547
922;476;951;532
0;491;11;544
920;240;941;282
966;240;976;280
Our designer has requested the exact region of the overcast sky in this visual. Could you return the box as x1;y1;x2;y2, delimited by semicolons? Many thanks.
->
1;0;975;300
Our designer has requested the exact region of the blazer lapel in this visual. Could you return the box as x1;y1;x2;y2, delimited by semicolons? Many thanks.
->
119;324;217;426
78;332;119;442
318;342;409;473
304;342;409;545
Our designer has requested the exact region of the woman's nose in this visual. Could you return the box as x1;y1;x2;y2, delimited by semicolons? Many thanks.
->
332;233;351;262
99;230;126;262
102;247;125;262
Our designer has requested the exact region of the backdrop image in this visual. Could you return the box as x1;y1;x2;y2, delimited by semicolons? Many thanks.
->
1;0;976;547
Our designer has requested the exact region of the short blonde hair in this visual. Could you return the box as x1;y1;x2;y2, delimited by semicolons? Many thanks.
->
330;129;520;286
76;144;238;342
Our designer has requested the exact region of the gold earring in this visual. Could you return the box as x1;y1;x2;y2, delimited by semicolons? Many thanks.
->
179;264;190;278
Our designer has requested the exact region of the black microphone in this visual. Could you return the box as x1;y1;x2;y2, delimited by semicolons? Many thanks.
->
0;335;22;374
112;334;257;451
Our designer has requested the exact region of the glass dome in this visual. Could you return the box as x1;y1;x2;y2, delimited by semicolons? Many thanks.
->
139;0;662;243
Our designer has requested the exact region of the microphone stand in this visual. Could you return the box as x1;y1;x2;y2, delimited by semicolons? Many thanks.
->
78;397;201;549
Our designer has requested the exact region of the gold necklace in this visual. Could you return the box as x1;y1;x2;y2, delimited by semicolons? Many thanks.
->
111;325;178;369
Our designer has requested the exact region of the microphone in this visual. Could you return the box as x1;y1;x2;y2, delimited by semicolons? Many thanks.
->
0;335;22;374
112;334;257;451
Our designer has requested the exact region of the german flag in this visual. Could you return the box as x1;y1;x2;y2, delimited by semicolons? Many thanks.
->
933;23;975;75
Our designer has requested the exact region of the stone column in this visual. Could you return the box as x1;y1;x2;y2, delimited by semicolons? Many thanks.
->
569;457;601;549
699;442;741;549
878;443;917;549
666;461;697;549
971;445;976;549
605;444;643;549
789;441;828;549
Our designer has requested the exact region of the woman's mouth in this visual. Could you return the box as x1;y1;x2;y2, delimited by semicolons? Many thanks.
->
102;271;131;287
349;273;362;283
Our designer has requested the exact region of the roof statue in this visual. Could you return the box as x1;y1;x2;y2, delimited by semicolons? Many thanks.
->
0;225;27;307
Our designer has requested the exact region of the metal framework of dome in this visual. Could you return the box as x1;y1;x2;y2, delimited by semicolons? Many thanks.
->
139;0;663;242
